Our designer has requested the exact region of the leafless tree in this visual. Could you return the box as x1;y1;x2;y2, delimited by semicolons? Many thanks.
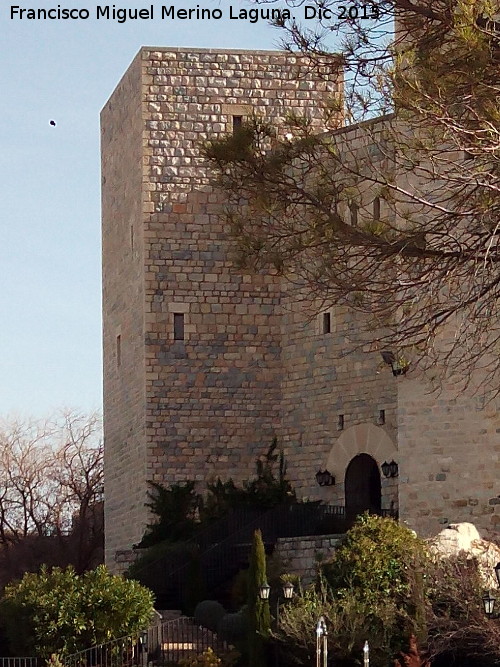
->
0;410;103;583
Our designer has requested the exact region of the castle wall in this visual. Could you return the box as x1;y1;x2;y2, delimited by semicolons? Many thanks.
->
398;375;500;537
278;118;399;509
103;47;343;567
101;52;148;565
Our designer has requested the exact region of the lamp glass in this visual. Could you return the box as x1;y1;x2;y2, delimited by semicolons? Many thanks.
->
483;591;495;617
259;583;271;600
388;460;398;477
381;461;390;478
283;581;294;599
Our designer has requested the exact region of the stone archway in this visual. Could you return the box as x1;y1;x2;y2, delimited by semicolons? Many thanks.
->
324;422;398;519
345;453;381;523
325;423;397;480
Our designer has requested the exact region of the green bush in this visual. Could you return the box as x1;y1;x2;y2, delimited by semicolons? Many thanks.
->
218;609;247;643
277;575;405;667
323;513;429;608
0;565;154;657
275;515;430;667
138;481;200;547
194;600;226;633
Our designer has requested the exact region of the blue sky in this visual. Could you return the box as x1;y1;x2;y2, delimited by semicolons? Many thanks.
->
0;1;287;417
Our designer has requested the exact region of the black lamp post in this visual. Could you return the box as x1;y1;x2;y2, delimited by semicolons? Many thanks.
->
259;580;295;623
482;564;500;619
259;581;295;603
259;581;295;666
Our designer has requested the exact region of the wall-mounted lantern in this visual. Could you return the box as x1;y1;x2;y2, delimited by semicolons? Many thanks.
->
380;350;409;376
381;460;399;478
315;469;335;486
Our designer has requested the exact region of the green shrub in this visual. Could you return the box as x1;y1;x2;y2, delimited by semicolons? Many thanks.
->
0;565;154;657
138;481;201;547
275;515;431;667
323;513;429;608
179;647;240;667
276;575;405;667
217;609;247;643
194;600;226;633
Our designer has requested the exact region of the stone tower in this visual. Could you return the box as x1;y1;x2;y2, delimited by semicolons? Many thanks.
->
101;47;343;569
103;48;500;573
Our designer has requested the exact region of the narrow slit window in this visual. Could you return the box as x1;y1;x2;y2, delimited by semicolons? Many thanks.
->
378;409;386;425
322;312;331;334
349;202;358;226
130;225;134;250
116;335;121;368
173;313;185;341
373;197;381;221
338;414;344;430
232;115;243;134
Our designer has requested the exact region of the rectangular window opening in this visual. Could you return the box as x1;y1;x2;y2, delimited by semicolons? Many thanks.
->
173;313;185;341
232;115;243;134
116;335;121;368
338;414;344;431
373;197;381;221
322;312;331;334
378;409;386;425
130;225;134;250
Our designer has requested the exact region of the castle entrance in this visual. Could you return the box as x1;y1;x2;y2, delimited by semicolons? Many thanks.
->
344;453;381;524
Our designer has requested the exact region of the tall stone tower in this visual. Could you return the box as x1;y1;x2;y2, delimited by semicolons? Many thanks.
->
101;47;343;569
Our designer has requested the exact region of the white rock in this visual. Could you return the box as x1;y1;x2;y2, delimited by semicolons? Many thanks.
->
429;522;500;588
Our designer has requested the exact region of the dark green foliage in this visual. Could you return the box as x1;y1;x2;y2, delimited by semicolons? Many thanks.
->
138;481;200;548
243;438;295;509
217;609;248;643
202;439;295;522
194;600;226;633
0;565;154;658
246;530;271;667
228;569;248;610
323;513;428;608
276;515;431;667
138;440;295;546
127;540;196;588
182;551;207;616
203;118;273;166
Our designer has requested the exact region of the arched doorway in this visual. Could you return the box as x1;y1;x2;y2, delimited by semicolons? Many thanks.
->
345;453;381;524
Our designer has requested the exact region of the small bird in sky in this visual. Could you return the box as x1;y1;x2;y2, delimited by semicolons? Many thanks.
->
49;120;56;126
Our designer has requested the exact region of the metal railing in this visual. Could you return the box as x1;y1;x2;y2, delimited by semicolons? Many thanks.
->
145;616;229;665
0;659;39;667
63;616;230;667
64;635;142;667
132;502;399;607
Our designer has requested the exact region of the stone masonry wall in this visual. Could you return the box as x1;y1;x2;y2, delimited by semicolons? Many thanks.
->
103;47;343;567
101;52;148;566
278;118;399;510
398;377;500;537
140;49;342;493
275;534;343;585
